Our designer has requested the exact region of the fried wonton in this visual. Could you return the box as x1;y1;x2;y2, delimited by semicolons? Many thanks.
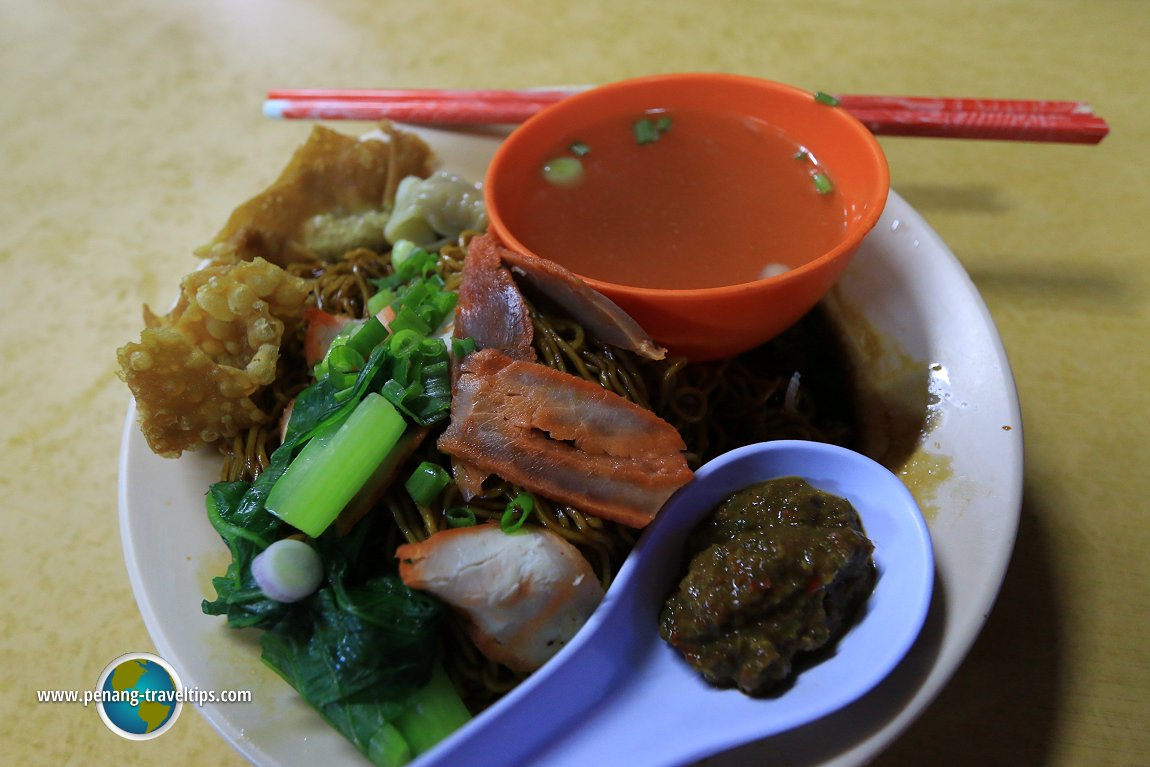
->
119;124;435;458
117;257;311;457
199;123;435;267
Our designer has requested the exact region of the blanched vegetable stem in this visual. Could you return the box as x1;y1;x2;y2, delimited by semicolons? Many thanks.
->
266;393;406;537
392;661;472;757
366;724;412;767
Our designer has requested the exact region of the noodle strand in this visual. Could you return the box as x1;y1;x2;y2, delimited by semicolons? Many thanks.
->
216;239;859;711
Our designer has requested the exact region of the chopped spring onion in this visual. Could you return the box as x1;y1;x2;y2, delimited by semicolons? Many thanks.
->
389;328;424;358
500;492;535;533
387;305;433;337
569;141;591;157
811;170;836;195
634;120;658;144
380;336;452;424
321;345;366;400
375;243;440;290
266;393;407;538
380;377;410;408
250;538;324;603
405;461;452;506
366;287;393;317
313;315;388;390
346;316;387;358
390;239;420;273
451;336;477;360
375;260;457;340
633;115;673;145
541;156;584;186
814;91;841;106
793;148;835;195
445;506;477;528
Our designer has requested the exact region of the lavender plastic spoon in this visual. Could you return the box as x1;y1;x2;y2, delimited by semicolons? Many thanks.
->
411;440;934;767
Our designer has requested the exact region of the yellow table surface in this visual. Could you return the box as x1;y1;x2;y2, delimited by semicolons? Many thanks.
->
4;0;1147;764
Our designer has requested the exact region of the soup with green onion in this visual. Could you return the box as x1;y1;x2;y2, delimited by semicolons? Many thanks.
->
509;109;850;291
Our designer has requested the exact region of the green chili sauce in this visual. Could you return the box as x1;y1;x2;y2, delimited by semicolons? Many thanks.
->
659;476;875;696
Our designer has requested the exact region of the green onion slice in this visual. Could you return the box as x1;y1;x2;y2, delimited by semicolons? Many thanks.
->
811;171;835;195
405;461;453;507
452;336;477;360
633;115;673;145
500;492;535;533
445;506;477;528
541;156;584;186
389;328;424;358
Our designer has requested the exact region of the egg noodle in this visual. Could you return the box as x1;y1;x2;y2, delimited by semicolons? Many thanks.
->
215;231;860;709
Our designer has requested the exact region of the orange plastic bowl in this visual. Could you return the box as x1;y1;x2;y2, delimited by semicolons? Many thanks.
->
484;73;890;361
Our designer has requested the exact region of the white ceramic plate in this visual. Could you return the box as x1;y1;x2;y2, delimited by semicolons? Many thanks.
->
119;125;1022;767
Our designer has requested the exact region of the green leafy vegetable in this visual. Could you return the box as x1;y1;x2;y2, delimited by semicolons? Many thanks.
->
203;482;291;629
210;495;469;766
203;246;472;765
203;335;396;627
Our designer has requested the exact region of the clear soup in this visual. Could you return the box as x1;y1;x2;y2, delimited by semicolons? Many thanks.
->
510;109;850;291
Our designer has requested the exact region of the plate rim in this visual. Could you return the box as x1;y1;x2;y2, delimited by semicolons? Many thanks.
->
118;161;1023;767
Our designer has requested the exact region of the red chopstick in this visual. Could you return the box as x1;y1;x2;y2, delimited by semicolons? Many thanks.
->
265;87;580;103
831;93;1097;115
834;94;1108;143
263;87;580;125
262;88;1108;144
842;108;1108;144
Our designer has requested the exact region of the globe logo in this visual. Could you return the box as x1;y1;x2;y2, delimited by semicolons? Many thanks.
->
95;652;183;739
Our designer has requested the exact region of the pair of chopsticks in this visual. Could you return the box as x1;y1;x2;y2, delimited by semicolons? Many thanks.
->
263;87;1109;144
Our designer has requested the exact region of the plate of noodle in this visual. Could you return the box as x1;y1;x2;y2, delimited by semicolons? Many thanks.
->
118;124;1022;767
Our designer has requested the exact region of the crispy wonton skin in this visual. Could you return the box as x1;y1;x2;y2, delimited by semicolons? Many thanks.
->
199;124;435;267
118;123;435;458
116;257;310;457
